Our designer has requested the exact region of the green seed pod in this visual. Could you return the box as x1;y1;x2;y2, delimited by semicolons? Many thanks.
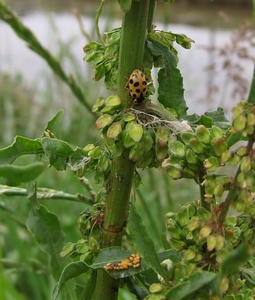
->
95;114;113;129
60;243;76;258
129;142;145;162
88;147;102;159
97;155;109;172
199;225;212;238
245;125;255;136
215;234;225;250
233;114;247;132
176;206;190;227
240;156;251;173
113;140;124;157
156;127;170;147
128;123;143;142
180;131;195;145
228;153;241;166
207;234;217;251
189;138;205;154
183;248;196;261
211;125;223;139
234;200;246;212
239;222;249;232
221;150;232;163
137;149;154;169
244;228;253;241
124;132;136;148
232;101;245;118
186;148;199;164
220;277;229;294
123;112;136;122
183;167;196;178
142;130;154;153
156;145;168;161
236;146;247;157
195;125;211;144
213;184;224;197
186;202;197;219
186;217;200;232
106;122;122;139
168;140;186;157
196;207;212;219
101;106;118;115
169;239;186;251
204;156;219;171
92;97;105;112
213;138;228;156
168;227;182;240
164;163;183;180
149;283;164;294
247;113;255;126
105;95;121;107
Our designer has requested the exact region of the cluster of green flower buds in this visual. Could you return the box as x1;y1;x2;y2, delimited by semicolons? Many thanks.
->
166;201;242;278
60;236;99;264
60;207;104;264
163;124;228;179
236;213;255;245
232;101;255;137
95;107;176;170
83;28;120;89
67;142;112;184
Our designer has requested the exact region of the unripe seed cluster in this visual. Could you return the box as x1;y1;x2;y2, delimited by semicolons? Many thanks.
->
166;201;244;277
232;101;255;136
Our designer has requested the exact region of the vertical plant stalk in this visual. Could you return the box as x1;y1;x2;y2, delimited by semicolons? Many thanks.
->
93;1;150;300
197;167;211;212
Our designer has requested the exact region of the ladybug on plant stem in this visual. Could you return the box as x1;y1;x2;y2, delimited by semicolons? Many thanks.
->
126;69;148;104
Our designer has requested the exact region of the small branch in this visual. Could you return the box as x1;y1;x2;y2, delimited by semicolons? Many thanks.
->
95;0;106;46
0;185;94;205
197;167;211;211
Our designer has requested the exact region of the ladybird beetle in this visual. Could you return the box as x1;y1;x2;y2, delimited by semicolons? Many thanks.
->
126;69;148;104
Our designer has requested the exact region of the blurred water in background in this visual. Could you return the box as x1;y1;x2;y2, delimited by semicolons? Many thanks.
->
0;1;254;119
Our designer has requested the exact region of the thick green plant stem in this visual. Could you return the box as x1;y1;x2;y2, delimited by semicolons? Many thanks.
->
93;1;150;299
117;0;150;108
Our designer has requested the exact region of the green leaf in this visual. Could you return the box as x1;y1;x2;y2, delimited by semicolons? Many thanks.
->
166;271;217;300
225;131;243;148
118;0;132;12
221;243;251;276
0;162;45;186
174;33;194;49
195;108;231;130
26;205;65;278
90;247;180;279
128;203;169;284
40;137;74;170
26;205;76;299
53;261;89;300
147;38;187;117
0;136;43;165
44;109;64;137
